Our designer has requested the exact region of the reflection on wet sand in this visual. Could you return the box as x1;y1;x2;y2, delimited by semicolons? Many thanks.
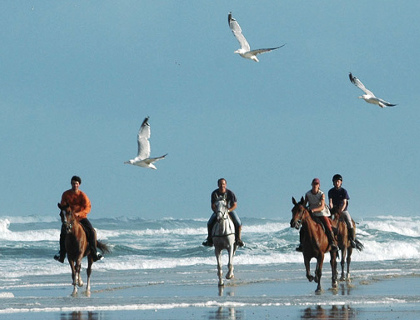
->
301;305;356;319
60;311;98;320
208;307;243;320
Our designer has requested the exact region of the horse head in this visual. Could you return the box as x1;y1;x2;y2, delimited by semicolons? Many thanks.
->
57;203;75;233
329;206;340;221
214;197;229;222
290;197;307;229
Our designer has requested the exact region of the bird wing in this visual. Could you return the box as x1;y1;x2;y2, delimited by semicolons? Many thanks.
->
143;154;168;164
249;44;285;56
228;13;251;51
378;98;397;107
349;73;375;97
136;117;151;160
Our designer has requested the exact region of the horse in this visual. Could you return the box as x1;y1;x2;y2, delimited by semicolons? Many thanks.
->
290;197;338;293
58;203;110;296
211;197;237;286
330;208;364;282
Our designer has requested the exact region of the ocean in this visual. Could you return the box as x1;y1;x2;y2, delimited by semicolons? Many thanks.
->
1;214;420;319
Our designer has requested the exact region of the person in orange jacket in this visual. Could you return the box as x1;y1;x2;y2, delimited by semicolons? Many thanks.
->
54;176;103;263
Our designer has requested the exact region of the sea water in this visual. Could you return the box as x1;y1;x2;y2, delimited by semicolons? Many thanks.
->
0;214;420;316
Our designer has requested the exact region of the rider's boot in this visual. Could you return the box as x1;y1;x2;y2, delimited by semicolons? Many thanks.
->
90;229;103;262
91;248;103;262
348;227;357;248
235;226;245;247
54;224;66;263
202;225;213;247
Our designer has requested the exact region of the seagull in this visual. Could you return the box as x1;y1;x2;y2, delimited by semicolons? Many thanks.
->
124;117;167;170
349;72;397;108
228;12;285;62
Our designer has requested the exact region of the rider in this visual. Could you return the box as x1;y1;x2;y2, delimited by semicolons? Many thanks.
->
202;178;245;247
54;176;103;263
328;174;358;248
296;178;338;252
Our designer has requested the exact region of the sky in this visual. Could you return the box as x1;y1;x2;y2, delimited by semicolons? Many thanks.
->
1;1;420;221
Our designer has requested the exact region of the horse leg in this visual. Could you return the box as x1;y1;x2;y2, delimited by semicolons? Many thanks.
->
226;245;234;280
68;260;78;296
340;247;347;281
330;251;338;289
86;257;93;296
215;248;224;287
76;258;84;287
314;254;324;293
346;248;353;282
304;256;314;282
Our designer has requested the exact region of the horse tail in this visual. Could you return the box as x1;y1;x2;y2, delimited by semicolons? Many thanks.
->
97;241;111;254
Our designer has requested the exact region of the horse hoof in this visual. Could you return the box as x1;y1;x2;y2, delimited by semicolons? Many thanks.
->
226;274;234;280
218;282;224;287
307;276;314;282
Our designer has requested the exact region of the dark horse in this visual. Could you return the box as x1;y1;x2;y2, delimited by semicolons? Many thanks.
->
58;203;110;296
290;197;338;293
330;207;364;282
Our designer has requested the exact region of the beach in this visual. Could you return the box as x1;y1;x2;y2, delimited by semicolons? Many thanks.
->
1;215;420;319
1;262;420;319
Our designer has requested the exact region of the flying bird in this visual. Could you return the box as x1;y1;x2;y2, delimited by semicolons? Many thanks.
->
228;12;285;62
349;72;397;108
124;117;167;170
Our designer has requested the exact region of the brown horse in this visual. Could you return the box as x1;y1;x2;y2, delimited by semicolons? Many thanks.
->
290;197;338;293
330;208;364;282
58;203;110;296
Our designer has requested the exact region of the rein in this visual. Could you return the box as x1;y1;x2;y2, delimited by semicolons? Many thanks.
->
213;202;235;237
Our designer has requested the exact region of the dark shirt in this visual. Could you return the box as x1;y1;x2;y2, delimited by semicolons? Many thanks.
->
328;187;350;210
211;189;237;208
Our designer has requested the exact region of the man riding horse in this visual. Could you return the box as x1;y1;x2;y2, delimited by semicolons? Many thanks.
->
328;174;359;249
54;176;103;263
202;178;244;247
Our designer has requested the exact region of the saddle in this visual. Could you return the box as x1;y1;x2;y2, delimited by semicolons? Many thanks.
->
311;216;338;235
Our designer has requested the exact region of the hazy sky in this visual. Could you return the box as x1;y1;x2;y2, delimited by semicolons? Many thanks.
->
1;1;419;221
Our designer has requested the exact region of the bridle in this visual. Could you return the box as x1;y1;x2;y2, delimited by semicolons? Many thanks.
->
60;208;74;233
291;204;306;229
215;199;229;221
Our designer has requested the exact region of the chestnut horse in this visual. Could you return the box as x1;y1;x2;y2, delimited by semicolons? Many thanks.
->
58;203;110;296
330;208;364;282
290;197;338;293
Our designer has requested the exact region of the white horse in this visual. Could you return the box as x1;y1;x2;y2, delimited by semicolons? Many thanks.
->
212;197;237;286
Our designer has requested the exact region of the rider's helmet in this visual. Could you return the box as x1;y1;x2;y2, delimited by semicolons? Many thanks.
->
332;174;342;182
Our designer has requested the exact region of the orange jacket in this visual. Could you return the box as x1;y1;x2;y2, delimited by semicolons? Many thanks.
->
60;189;91;221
